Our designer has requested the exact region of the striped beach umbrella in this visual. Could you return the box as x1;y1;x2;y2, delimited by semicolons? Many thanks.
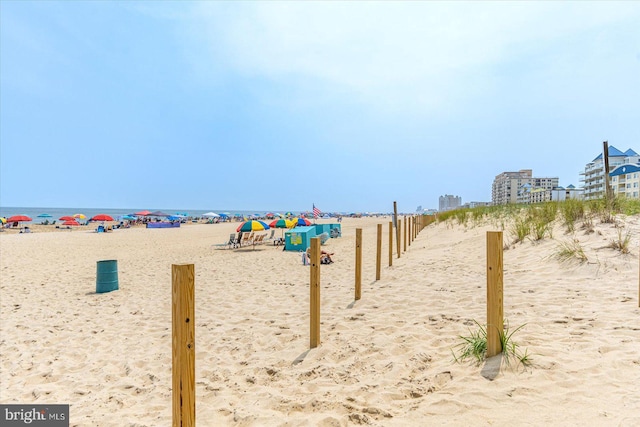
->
269;219;294;229
236;220;270;233
291;217;312;226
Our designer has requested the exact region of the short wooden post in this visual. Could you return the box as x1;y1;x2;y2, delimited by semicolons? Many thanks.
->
376;224;382;280
388;221;393;266
310;237;321;348
486;232;504;358
172;264;195;427
355;228;362;300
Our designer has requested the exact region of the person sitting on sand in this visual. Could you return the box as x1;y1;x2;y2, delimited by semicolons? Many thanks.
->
305;247;334;265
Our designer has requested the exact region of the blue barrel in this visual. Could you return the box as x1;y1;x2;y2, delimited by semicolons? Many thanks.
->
96;260;119;293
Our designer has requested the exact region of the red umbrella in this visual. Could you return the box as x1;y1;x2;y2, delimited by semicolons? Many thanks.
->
59;216;75;221
135;210;152;216
91;214;114;221
62;219;80;226
7;215;32;222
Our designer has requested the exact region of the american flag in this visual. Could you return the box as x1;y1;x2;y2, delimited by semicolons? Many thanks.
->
313;204;322;218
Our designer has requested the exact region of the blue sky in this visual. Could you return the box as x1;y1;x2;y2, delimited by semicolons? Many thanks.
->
1;2;639;213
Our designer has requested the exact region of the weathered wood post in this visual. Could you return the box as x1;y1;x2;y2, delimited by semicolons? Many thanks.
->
172;264;195;427
408;216;412;246
355;228;362;300
403;216;407;252
486;232;504;357
310;237;321;348
388;221;393;266
394;203;401;259
376;224;382;280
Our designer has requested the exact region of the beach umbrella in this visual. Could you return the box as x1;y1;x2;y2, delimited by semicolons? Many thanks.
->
7;215;32;223
91;214;114;221
135;210;152;216
150;211;170;217
202;212;220;218
236;220;270;232
120;215;136;221
59;216;75;221
73;213;86;219
0;217;6;224
284;212;294;217
269;219;294;229
291;217;312;226
167;215;185;221
62;219;80;226
37;213;52;218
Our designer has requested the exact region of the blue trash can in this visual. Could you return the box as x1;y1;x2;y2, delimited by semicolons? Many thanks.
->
96;260;119;293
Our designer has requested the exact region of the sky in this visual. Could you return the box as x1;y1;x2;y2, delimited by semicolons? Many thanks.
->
1;2;639;213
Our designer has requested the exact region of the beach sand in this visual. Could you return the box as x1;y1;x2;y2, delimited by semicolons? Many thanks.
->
1;215;639;426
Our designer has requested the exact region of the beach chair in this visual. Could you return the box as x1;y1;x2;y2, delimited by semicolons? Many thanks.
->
240;232;253;247
253;234;266;246
330;228;341;238
96;225;105;233
228;233;239;249
264;229;275;243
318;232;330;245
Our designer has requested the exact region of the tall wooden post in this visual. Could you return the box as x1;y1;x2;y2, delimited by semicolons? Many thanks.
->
408;216;412;245
388;221;393;266
403;217;407;252
172;264;195;427
486;232;504;358
355;228;362;300
603;140;612;204
394;202;401;258
310;237;321;348
376;224;382;280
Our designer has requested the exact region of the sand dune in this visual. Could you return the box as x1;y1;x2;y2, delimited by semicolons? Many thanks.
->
1;215;639;426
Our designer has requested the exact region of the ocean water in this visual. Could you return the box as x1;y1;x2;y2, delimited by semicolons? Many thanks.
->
0;207;306;222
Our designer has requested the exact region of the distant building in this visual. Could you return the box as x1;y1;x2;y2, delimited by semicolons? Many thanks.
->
610;163;640;199
462;201;492;209
492;169;558;205
439;194;462;211
580;145;639;200
551;185;584;202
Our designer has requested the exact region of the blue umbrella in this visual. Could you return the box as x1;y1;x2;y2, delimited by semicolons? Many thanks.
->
37;213;53;218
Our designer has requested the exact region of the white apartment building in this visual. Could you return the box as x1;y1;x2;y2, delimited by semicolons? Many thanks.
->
439;194;462;211
492;169;558;205
610;163;640;199
580;146;639;200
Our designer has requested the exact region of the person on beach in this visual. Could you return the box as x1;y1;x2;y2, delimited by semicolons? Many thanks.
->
305;247;334;265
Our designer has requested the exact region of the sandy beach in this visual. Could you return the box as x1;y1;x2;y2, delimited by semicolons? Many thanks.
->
1;215;639;426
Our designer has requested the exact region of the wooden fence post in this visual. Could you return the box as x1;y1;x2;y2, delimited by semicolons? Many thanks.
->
388;221;393;266
394;202;401;258
310;237;321;348
172;264;195;427
403;217;407;252
355;228;362;300
376;224;382;280
486;232;504;358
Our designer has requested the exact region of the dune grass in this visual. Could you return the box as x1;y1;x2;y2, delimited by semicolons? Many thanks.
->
452;319;531;368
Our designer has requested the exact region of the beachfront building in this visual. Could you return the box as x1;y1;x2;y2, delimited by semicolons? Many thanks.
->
462;201;492;209
439;194;462;211
492;169;558;205
580;145;639;200
610;163;640;199
551;185;584;202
